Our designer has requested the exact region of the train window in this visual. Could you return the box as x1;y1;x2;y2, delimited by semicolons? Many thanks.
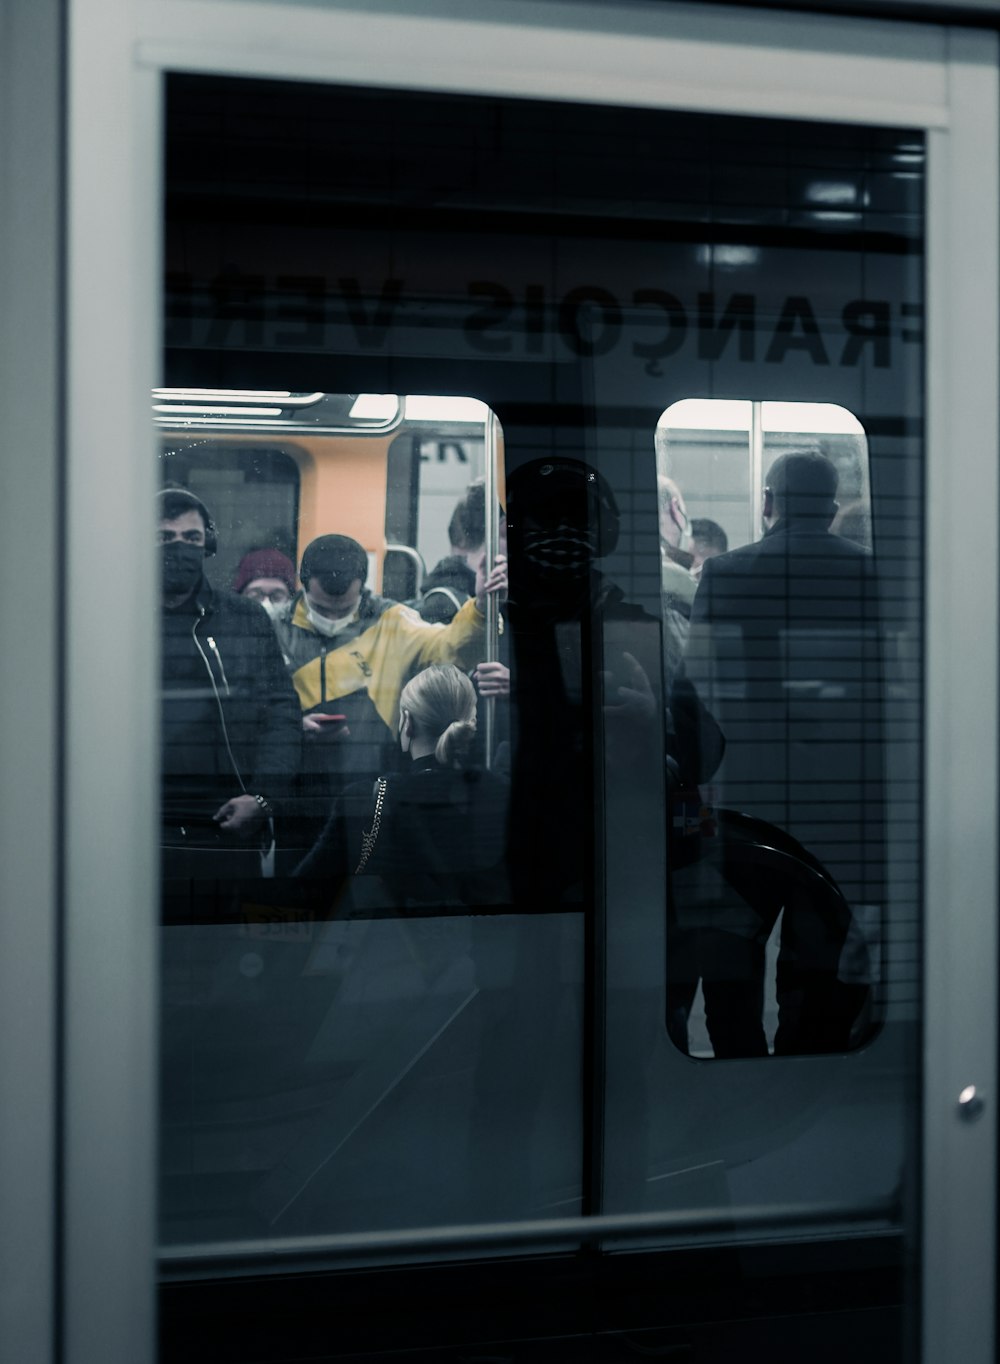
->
657;399;881;1058
160;75;924;1363
158;388;527;1242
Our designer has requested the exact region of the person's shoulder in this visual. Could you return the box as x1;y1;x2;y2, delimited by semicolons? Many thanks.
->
699;541;760;578
781;528;873;567
212;589;272;629
825;533;871;560
597;579;659;625
424;555;476;595
360;590;399;621
460;764;509;789
379;599;434;629
661;555;697;603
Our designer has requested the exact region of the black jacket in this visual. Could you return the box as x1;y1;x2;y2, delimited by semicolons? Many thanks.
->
161;579;302;819
687;519;881;897
690;519;875;640
295;755;511;912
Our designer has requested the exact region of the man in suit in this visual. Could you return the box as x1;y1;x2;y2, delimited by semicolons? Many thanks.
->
679;451;879;1056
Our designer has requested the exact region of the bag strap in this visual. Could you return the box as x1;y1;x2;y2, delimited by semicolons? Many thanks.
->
354;776;389;874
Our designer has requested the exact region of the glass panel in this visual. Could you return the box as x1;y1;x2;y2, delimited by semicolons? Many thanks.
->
158;395;577;1240
161;75;923;1363
656;400;881;1059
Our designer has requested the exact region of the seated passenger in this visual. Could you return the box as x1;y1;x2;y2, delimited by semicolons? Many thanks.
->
232;547;296;618
295;664;510;911
272;534;506;841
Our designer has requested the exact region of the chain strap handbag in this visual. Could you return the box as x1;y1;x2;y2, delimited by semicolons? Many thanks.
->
354;776;389;874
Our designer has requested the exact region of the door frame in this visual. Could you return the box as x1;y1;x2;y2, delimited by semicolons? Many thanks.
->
36;3;1000;1362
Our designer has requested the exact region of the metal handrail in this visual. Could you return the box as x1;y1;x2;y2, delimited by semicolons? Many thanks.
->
384;542;426;594
160;1196;898;1274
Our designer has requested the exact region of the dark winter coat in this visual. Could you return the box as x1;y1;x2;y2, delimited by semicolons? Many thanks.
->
161;579;302;822
295;755;511;913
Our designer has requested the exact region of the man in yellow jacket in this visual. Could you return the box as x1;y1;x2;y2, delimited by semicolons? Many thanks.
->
272;534;506;837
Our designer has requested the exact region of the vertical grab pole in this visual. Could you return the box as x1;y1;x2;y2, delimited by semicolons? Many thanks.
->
482;410;499;769
750;400;764;540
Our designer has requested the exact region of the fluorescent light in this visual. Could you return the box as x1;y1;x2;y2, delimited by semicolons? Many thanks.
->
659;399;864;436
153;404;283;417
762;402;865;435
659;400;752;432
405;396;491;423
348;394;400;420
806;181;858;206
349;394;492;424
694;245;760;269
809;211;862;224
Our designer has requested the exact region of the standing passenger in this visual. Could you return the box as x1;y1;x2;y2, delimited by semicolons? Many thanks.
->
683;451;878;1055
158;488;302;918
296;663;509;910
656;474;698;678
272;533;507;839
416;479;506;625
232;547;296;617
689;517;728;576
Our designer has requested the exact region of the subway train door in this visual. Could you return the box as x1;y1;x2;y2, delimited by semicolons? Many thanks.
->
23;5;997;1364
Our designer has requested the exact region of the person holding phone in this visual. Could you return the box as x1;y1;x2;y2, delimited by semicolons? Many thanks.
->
270;534;507;845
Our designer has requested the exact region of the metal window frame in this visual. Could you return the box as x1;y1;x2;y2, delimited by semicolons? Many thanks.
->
0;5;64;1364
28;3;996;1363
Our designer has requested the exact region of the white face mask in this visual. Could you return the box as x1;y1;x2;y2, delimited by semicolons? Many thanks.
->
305;599;358;637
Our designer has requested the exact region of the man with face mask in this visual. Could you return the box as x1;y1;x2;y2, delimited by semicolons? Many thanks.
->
159;488;302;912
657;475;697;605
271;533;506;835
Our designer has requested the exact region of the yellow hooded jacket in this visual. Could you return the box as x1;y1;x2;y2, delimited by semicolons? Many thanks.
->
278;592;488;729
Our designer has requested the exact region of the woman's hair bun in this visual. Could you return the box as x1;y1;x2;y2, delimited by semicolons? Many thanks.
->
436;717;476;767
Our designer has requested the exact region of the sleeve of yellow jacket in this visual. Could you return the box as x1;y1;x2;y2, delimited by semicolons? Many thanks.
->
364;597;486;727
291;597;487;727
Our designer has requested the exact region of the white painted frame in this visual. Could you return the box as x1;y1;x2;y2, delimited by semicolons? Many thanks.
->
36;3;999;1363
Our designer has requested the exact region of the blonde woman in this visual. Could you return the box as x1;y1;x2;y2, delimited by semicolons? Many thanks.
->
295;664;509;911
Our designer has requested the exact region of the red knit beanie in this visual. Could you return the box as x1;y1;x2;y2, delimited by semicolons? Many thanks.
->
232;548;296;595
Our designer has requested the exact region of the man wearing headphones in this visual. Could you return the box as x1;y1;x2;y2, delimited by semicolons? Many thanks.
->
159;487;302;903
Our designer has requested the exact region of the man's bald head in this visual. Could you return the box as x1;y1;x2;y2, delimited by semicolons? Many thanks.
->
764;451;839;527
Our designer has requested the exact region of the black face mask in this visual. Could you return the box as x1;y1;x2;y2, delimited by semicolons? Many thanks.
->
162;541;205;597
520;525;597;580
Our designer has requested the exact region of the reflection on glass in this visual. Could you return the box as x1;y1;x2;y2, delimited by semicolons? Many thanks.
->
657;400;882;1059
157;395;583;1244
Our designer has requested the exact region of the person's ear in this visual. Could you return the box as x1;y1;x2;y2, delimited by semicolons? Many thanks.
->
763;487;774;521
399;709;413;751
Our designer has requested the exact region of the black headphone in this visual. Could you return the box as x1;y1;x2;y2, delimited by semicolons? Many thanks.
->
507;457;620;558
158;486;218;557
